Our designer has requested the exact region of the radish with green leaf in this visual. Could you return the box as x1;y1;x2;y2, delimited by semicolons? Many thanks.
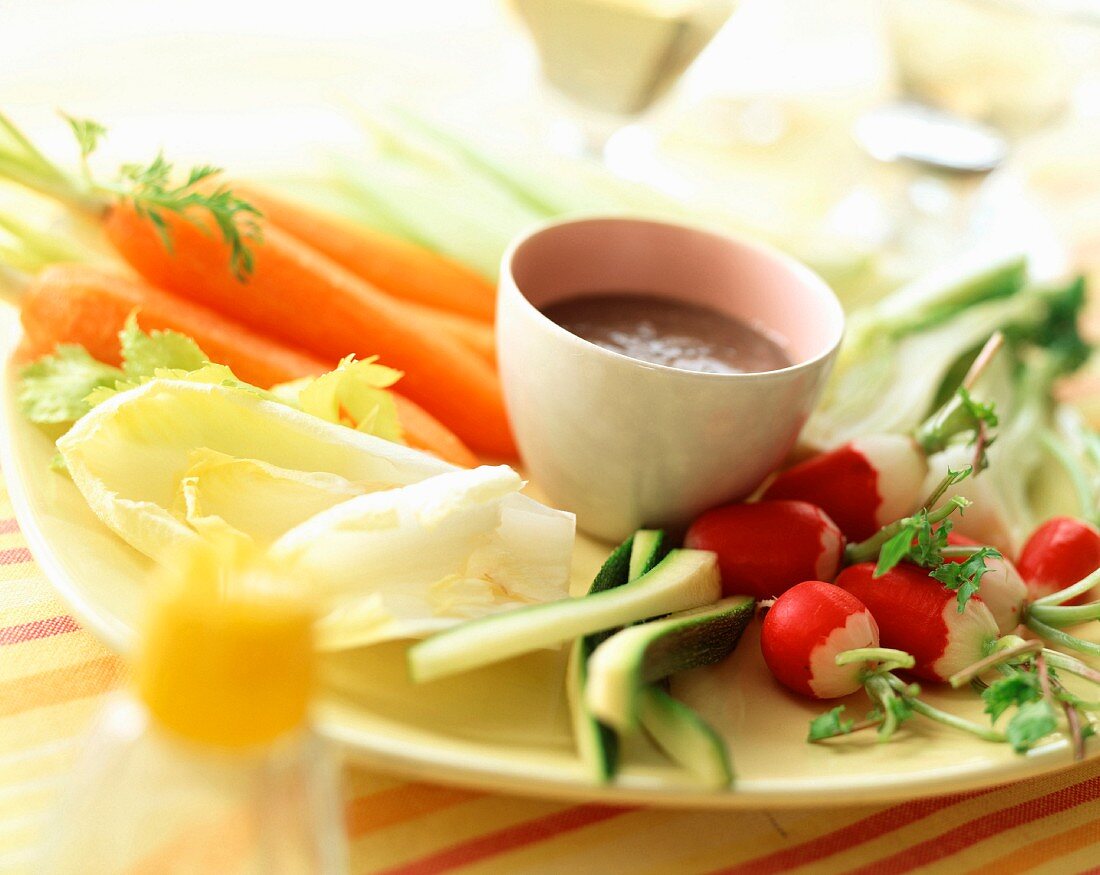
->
1017;517;1100;603
684;500;844;599
836;562;1000;683
765;338;1002;542
760;581;882;699
941;532;1027;634
761;581;1005;745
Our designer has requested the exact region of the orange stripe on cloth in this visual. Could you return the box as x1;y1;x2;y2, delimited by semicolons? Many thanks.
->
346;783;483;838
964;818;1100;875
0;547;32;566
844;773;1100;875
127;808;252;875
375;803;631;875
0;518;19;534
709;788;995;875
0;615;80;646
0;655;122;717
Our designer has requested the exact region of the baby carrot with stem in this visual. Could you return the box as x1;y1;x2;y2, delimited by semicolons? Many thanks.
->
0;112;515;457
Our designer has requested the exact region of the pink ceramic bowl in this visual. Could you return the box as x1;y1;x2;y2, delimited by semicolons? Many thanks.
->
497;216;844;542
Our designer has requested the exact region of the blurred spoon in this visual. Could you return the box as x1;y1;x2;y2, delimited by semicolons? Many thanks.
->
855;102;1009;174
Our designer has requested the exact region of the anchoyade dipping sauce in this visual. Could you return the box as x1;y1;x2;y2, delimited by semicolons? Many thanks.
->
542;292;791;375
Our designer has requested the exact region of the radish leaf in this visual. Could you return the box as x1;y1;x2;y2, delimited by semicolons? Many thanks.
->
931;547;1001;612
1005;699;1059;753
981;672;1040;722
807;705;854;742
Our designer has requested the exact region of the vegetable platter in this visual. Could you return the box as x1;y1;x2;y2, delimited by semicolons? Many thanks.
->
2;109;1099;808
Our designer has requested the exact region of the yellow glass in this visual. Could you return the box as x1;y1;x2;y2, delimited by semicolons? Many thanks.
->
137;545;315;749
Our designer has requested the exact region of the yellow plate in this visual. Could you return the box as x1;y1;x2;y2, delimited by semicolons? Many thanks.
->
3;314;1094;809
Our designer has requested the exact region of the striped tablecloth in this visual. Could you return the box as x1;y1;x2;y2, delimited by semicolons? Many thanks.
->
2;478;1100;873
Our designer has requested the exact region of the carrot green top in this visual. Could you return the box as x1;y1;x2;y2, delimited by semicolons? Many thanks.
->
0;111;261;278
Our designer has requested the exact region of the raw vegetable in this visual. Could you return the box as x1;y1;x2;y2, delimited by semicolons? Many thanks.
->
55;377;573;646
684;500;844;599
942;533;1027;634
635;687;732;789
766;376;999;542
949;637;1100;759
321;108;761;277
569;530;736;788
403;299;497;364
104;207;514;457
761;581;880;699
270;465;575;649
325;151;541;280
407;549;721;683
390;395;479;467
764;435;928;542
585;596;754;731
629;529;667;582
19;315;478;467
805;255;1071;448
0;113;514;457
836;562;1000;682
841;465;1000;612
14;263;333;390
774;582;1006;745
1017;517;1100;602
567;530;672;782
567;535;636;782
230;183;497;322
923;341;1091;554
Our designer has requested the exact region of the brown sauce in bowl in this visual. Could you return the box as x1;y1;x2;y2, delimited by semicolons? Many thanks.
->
541;292;791;375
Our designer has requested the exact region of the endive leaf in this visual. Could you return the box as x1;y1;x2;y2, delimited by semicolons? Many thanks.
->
56;379;575;647
273;465;575;648
175;449;370;547
58;379;454;563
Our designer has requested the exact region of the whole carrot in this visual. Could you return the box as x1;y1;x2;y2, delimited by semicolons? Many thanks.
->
404;299;496;365
392;395;478;468
15;264;479;466
103;205;516;457
233;184;497;322
20;264;328;388
0;113;515;457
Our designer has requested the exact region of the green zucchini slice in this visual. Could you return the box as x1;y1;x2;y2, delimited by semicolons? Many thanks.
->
586;596;755;731
638;687;733;788
408;549;721;683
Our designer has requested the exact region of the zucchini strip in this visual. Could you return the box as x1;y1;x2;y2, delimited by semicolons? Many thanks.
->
638;686;733;788
569;530;669;781
567;535;635;782
408;549;721;683
586;596;755;731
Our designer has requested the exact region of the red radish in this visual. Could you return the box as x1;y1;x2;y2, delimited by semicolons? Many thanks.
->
921;444;1016;556
836;563;999;682
1017;517;1100;604
685;501;844;599
763;435;928;541
943;533;1027;634
761;581;880;698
